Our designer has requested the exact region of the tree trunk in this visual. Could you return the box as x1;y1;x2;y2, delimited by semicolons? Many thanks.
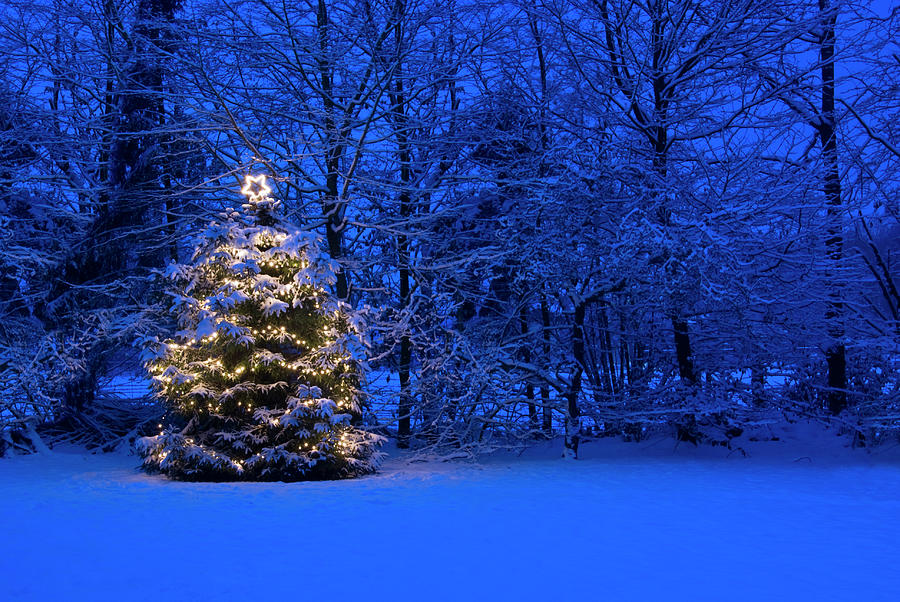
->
564;301;586;459
819;0;847;415
672;317;697;384
316;0;349;301
649;1;697;386
541;295;553;435
520;306;538;430
392;8;414;448
397;253;412;447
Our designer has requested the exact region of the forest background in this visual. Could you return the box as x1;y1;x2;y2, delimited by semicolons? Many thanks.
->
2;0;899;457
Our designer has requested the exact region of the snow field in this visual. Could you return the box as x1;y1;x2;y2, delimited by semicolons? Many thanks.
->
1;433;899;601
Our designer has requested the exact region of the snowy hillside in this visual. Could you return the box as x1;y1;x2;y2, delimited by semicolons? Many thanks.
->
2;428;899;601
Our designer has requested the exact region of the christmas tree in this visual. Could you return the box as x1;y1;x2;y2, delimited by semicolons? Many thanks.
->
137;175;382;481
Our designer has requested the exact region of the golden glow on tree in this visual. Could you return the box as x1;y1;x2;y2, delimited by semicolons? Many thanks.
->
136;172;382;481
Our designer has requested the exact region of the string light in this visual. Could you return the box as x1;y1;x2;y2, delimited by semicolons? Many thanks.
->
140;172;377;481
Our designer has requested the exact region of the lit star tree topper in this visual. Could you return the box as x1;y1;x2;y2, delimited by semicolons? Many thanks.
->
240;173;272;200
137;174;383;481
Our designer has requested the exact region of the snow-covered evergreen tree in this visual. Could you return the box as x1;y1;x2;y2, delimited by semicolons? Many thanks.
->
137;175;382;481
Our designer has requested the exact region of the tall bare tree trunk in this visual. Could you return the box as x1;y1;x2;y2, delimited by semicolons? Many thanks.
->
564;301;586;458
520;306;538;429
541;295;553;435
316;0;349;300
391;1;414;448
819;0;847;415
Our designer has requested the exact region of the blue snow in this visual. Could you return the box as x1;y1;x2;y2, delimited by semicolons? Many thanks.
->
1;432;899;601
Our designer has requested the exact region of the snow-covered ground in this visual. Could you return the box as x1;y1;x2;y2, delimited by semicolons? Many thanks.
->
2;425;899;601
